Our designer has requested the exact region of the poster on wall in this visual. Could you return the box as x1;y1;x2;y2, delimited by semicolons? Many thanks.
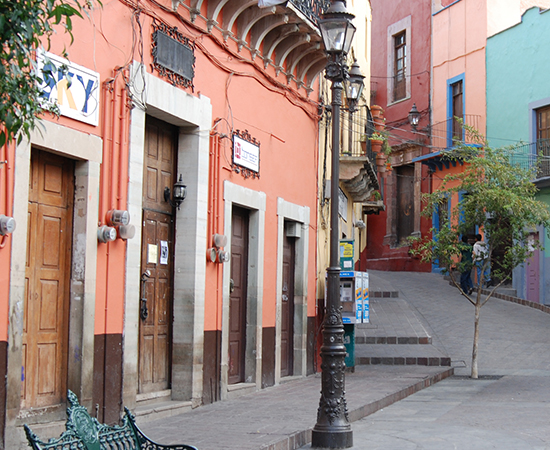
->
160;241;169;265
36;49;100;126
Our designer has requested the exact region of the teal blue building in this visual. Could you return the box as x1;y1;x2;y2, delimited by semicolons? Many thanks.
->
486;7;550;304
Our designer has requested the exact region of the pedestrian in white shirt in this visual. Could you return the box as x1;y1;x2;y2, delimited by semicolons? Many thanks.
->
473;234;491;287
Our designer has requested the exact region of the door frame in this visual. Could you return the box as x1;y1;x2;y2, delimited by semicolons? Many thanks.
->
275;198;310;385
221;181;266;400
124;62;211;409
7;122;101;440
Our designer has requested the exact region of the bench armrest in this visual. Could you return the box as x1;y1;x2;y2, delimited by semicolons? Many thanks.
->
124;408;198;450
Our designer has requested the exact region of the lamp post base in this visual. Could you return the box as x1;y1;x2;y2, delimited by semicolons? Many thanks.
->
311;427;353;449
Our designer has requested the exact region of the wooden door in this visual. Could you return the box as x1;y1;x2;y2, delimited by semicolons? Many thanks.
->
229;207;249;385
22;149;74;409
139;117;176;394
281;232;295;377
397;165;414;244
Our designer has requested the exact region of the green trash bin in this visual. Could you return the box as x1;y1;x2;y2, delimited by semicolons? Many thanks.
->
343;324;355;369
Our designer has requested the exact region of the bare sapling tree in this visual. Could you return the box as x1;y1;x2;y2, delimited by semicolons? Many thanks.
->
410;129;550;378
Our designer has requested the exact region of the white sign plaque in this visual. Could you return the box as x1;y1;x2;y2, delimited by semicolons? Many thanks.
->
36;50;100;126
233;135;260;173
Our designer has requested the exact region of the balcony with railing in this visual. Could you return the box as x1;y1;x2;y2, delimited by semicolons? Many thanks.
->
184;0;331;92
288;0;331;25
429;115;482;150
508;140;550;180
337;106;380;203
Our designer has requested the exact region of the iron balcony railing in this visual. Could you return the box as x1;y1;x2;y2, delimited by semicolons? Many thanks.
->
429;115;482;150
508;140;550;180
289;0;331;26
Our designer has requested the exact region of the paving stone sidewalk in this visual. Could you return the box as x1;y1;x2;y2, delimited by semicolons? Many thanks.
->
138;271;454;450
298;270;550;449
139;366;452;450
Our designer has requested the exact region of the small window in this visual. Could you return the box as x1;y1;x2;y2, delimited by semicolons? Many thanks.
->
438;198;449;231
393;32;406;102
451;80;463;141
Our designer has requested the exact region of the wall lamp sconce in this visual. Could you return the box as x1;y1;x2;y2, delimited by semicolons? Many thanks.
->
164;175;187;210
408;103;421;131
98;225;117;243
0;215;16;235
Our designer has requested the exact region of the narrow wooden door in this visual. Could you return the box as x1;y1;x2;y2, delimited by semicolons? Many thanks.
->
139;117;176;394
397;165;414;244
229;207;249;385
22;149;74;409
281;233;295;377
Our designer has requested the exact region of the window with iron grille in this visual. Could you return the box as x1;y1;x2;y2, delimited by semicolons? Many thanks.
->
393;32;406;102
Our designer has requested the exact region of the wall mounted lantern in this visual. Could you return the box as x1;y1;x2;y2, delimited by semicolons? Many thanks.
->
408;103;421;130
164;174;187;210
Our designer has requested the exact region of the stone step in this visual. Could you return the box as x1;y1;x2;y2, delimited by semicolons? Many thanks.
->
356;336;432;345
354;343;450;367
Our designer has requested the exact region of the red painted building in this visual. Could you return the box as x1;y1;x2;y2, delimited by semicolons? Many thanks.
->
364;0;432;272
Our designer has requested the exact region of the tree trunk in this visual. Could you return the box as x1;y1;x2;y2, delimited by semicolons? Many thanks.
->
471;298;481;378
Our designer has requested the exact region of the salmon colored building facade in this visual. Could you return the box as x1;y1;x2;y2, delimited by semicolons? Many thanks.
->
0;1;346;447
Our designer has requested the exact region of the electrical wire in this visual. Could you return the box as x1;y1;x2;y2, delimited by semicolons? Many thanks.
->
371;70;430;79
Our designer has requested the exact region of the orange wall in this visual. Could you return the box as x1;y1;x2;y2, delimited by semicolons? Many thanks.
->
0;141;15;342
43;1;134;336
31;0;319;336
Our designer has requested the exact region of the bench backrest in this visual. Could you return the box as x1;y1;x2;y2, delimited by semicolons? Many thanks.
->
24;390;139;450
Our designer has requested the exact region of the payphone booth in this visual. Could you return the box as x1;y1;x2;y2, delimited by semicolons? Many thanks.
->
340;271;369;369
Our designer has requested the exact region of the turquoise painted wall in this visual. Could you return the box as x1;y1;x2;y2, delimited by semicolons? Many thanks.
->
537;189;550;258
486;8;550;148
487;8;550;303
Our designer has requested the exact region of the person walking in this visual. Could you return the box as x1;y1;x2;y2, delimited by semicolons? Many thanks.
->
460;235;474;295
473;233;491;287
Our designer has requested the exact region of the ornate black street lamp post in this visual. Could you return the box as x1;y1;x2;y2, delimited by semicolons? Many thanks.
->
312;1;360;448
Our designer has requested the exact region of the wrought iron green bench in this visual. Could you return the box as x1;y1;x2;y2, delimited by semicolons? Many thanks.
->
24;390;197;450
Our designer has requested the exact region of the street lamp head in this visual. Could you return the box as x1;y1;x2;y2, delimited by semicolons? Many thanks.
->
346;59;365;112
319;0;356;55
408;103;421;130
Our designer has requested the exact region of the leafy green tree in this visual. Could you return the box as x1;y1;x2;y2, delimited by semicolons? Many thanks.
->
0;0;93;146
410;132;550;378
